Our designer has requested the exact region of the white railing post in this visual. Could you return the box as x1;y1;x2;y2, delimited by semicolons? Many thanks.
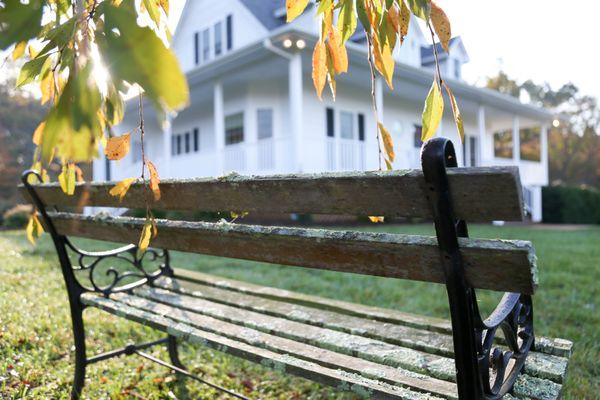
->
214;81;224;175
289;52;303;172
162;115;172;177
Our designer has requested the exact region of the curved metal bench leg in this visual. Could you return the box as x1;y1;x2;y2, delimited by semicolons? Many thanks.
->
71;307;87;400
167;335;186;370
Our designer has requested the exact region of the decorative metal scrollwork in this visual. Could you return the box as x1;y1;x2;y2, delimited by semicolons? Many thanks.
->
64;238;172;297
474;292;534;399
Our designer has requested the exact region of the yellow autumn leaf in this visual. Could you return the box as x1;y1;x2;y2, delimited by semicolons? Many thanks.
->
372;34;394;89
137;218;154;257
368;216;385;223
104;133;131;160
32;121;45;145
387;3;400;34
377;122;395;163
327;27;348;74
110;177;137;202
430;1;451;53
12;41;26;60
58;163;76;195
399;0;410;44
26;213;44;244
286;0;310;22
40;71;54;105
422;80;444;142
230;211;249;220
442;82;465;143
326;45;337;100
312;40;327;100
147;160;161;201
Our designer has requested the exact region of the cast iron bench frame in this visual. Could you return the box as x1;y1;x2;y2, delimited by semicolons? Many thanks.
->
20;138;567;399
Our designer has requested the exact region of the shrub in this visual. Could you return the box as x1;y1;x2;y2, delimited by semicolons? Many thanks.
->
2;204;33;229
542;186;600;224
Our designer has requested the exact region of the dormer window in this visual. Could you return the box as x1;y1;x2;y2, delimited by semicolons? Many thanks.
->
454;59;461;79
202;28;210;62
195;15;233;66
214;21;223;56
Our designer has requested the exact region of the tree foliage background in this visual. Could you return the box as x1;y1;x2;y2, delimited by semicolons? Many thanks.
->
486;71;599;188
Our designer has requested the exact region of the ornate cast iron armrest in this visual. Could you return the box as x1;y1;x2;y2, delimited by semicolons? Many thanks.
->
21;169;173;298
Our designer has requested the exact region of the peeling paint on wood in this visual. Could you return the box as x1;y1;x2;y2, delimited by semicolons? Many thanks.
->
20;167;525;222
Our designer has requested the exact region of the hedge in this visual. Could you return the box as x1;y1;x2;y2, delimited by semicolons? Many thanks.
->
542;186;600;224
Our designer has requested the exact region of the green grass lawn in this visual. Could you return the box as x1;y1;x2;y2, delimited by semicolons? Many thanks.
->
1;224;598;399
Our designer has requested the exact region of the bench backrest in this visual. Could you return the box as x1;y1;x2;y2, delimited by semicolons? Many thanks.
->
20;167;537;294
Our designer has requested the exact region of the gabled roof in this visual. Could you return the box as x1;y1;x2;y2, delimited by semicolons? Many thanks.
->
239;0;286;30
421;37;469;65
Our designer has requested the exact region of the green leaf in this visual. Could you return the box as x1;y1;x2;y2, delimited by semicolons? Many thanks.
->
0;0;43;50
16;55;50;87
337;0;356;43
98;2;189;112
407;0;431;21
316;0;333;15
356;0;371;32
421;80;444;142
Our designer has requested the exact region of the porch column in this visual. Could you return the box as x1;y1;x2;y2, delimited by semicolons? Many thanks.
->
162;115;172;177
375;77;384;121
512;115;520;164
541;124;549;182
214;80;224;175
477;105;486;166
289;52;303;172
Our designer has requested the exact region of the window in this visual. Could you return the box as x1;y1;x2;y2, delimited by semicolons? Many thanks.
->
184;132;190;153
257;108;273;139
413;124;423;148
171;135;176;155
202;29;210;62
176;135;182;155
469;136;478;166
454;59;461;79
225;113;244;145
326;108;334;137
214;22;222;56
358;113;365;141
226;14;233;51
494;130;513;158
194;32;199;65
193;128;199;152
340;111;354;139
520;127;541;161
132;140;142;162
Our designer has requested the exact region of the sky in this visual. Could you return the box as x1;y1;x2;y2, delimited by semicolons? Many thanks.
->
167;0;599;98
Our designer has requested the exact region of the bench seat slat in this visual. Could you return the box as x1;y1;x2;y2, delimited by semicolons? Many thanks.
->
21;167;525;222
81;294;449;400
81;284;567;400
49;212;537;294
153;277;570;384
172;270;574;360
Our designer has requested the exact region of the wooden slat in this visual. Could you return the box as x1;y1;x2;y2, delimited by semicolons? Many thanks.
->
172;270;573;360
81;294;448;400
21;167;525;222
154;277;570;384
82;291;566;400
50;212;538;293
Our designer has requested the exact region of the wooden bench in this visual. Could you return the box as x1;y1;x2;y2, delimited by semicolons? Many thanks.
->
21;138;572;399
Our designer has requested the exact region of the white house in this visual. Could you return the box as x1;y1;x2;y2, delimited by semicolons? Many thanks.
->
94;0;553;221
